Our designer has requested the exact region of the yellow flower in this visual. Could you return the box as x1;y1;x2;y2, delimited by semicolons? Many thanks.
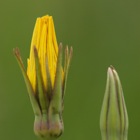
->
27;15;59;92
13;15;72;139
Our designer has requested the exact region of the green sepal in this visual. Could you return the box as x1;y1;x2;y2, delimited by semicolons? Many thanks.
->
34;47;48;113
47;44;63;137
13;48;41;116
62;45;73;109
50;43;63;114
46;58;53;100
112;67;128;140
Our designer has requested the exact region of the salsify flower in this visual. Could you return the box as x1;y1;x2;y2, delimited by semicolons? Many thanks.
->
13;15;72;140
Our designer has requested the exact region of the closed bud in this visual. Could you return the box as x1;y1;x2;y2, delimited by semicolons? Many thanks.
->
100;66;128;140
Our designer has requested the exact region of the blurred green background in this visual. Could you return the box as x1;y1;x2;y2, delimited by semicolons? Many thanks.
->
0;0;140;139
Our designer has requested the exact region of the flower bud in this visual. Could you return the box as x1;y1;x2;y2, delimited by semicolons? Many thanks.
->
14;15;72;140
100;66;128;140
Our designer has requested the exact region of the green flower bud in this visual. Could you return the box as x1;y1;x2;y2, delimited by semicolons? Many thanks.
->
100;66;128;140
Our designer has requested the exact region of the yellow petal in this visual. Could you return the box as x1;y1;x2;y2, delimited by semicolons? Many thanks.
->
27;15;60;92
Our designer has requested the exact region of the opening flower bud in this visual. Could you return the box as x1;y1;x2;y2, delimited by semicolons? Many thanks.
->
14;15;72;140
